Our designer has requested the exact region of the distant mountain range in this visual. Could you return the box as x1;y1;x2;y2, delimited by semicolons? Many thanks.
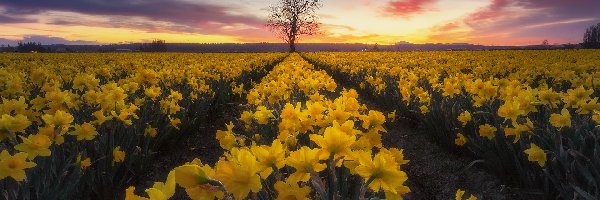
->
0;42;581;53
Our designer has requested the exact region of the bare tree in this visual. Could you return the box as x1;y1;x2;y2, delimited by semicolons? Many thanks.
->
267;0;322;52
542;39;549;46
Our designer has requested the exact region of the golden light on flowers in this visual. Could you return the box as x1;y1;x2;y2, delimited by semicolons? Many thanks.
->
456;189;478;200
126;170;176;200
497;100;525;123
0;52;289;199
524;143;546;167
456;189;465;200
354;150;410;195
503;118;533;143
478;124;497;140
70;122;98;141
145;86;162;101
2;47;596;199
15;134;52;159
112;146;126;164
457;111;471;127
0;114;32;134
253;106;275;125
562;85;593;109
387;110;396;122
0;150;36;182
214;148;262;200
216;122;237;150
42;110;74;128
454;133;467;146
360;110;386;132
274;181;311;200
285;146;326;183
80;157;92;170
309;121;356;157
144;126;158;138
173;163;224;200
250;139;286;178
549;108;572;128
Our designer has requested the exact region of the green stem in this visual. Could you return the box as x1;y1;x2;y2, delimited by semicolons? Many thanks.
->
328;152;338;200
359;176;376;200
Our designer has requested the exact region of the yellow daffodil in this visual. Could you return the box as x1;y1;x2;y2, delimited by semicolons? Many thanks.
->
455;133;467;146
15;134;52;159
173;164;223;200
549;108;571;128
478;124;497;140
387;110;396;122
70;122;98;141
113;146;126;164
144;86;162;100
0;114;31;134
0;150;36;182
497;100;525;123
216;122;237;150
250;139;286;178
215;148;262;200
42;110;74;128
274;181;311;200
144;126;158;138
457;111;471;127
80;157;92;170
354;151;409;195
456;189;466;200
309;121;355;157
524;143;546;167
253;106;274;125
286;146;326;183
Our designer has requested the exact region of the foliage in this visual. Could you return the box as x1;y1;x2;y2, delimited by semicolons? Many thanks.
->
303;50;600;199
0;52;286;199
128;54;411;200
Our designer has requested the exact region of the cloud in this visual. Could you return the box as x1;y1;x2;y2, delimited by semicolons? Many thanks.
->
0;35;101;45
427;0;600;45
0;0;270;38
0;13;36;23
383;0;437;17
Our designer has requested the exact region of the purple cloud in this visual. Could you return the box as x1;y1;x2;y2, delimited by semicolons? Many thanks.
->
431;0;600;44
0;0;271;38
0;14;36;23
0;35;100;45
384;0;437;17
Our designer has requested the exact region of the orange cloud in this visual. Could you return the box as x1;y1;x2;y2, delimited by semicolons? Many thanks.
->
383;0;437;17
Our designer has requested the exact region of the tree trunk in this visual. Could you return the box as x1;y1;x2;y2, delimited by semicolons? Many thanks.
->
289;39;296;52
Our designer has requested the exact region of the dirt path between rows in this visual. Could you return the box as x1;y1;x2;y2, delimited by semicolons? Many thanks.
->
132;101;238;198
371;102;515;200
304;57;521;199
133;55;521;200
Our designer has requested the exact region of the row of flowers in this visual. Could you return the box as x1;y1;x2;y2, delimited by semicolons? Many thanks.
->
302;50;600;199
0;53;286;199
126;53;412;200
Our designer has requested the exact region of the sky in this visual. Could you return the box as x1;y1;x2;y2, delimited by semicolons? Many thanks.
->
0;0;598;46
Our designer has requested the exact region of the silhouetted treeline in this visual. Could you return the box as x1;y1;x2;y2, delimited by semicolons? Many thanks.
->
583;23;600;49
139;39;167;52
0;42;586;53
0;42;49;53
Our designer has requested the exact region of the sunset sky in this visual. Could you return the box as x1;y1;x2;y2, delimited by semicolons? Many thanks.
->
0;0;598;46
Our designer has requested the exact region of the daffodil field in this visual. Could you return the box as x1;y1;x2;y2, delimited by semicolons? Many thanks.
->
0;53;286;199
303;50;600;199
127;54;410;200
0;50;599;199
